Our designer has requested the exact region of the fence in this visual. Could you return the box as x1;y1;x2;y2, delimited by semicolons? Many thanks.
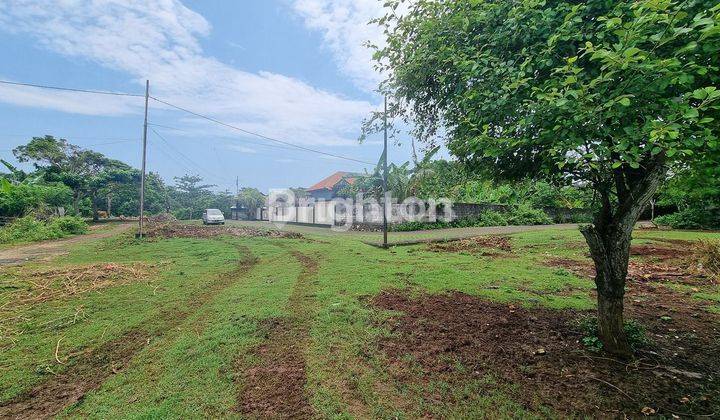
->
267;201;591;227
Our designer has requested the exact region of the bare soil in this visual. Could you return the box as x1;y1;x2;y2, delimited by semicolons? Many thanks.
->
0;223;133;266
371;289;720;417
0;245;258;419
144;221;303;240
426;235;512;255
237;251;318;419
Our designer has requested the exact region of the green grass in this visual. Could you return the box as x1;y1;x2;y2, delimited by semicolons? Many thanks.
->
0;225;718;417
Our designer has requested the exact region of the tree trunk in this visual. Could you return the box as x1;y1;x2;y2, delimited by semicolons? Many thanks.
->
582;159;667;358
91;193;99;222
582;224;633;358
73;192;81;216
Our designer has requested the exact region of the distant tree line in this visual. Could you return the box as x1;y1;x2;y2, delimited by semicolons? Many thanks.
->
0;136;263;221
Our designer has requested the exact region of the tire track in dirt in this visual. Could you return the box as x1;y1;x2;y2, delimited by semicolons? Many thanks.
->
0;245;258;420
237;250;318;419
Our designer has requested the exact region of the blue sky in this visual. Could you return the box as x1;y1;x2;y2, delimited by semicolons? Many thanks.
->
0;0;413;192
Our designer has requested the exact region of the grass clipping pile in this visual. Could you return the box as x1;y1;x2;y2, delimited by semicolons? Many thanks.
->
1;263;155;310
143;219;303;240
427;235;512;255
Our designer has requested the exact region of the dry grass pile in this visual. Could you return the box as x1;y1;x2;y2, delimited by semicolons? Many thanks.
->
144;221;303;240
427;235;512;255
1;263;155;310
695;239;720;278
147;213;177;223
0;262;157;348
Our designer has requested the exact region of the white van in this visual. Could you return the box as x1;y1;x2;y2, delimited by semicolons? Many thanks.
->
202;209;225;225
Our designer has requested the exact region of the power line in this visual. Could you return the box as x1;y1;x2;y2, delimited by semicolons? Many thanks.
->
1;139;136;153
1;133;139;141
149;96;373;165
1;78;374;165
147;122;301;153
150;128;226;184
0;79;144;97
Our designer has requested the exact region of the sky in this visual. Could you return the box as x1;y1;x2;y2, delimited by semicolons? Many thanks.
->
0;0;414;192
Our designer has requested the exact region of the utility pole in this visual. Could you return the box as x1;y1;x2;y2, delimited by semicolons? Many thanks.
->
236;175;240;220
138;80;149;238
382;95;388;249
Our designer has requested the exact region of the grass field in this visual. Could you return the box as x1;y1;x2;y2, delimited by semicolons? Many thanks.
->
0;221;718;418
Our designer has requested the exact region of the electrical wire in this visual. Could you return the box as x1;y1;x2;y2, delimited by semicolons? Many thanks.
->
0;78;374;166
0;79;144;97
150;96;373;165
150;128;226;184
146;122;304;154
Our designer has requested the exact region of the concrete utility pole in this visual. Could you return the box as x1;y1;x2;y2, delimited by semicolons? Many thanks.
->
138;80;149;238
382;95;389;249
236;175;240;220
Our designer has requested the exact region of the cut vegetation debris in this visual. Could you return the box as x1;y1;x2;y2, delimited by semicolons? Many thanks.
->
143;221;303;239
548;240;718;286
1;262;156;310
426;235;512;254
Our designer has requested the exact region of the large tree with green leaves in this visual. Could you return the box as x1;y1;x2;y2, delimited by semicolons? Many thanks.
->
374;0;720;356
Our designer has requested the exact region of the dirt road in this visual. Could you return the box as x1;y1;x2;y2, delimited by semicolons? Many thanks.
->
0;223;133;266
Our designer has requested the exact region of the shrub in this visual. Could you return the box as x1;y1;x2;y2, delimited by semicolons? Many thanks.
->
49;216;88;235
0;215;88;244
507;204;553;225
655;208;705;229
478;210;508;226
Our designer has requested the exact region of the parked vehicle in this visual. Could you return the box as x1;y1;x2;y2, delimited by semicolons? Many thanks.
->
202;209;225;225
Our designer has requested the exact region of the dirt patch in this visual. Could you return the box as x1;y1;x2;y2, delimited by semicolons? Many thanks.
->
630;241;694;262
0;245;258;419
237;251;318;419
427;235;512;255
144;221;303;240
0;223;133;266
371;290;720;417
548;256;714;287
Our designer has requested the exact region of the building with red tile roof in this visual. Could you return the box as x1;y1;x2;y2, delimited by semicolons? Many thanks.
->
306;171;358;200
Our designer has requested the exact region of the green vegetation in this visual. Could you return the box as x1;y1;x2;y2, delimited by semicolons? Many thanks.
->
577;316;648;353
0;215;87;244
1;224;718;417
1;136;243;222
391;205;557;232
371;0;720;356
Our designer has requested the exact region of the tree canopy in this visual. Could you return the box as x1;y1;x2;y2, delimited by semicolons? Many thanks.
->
374;0;720;356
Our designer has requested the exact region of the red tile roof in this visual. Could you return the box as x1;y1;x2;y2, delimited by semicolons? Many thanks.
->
307;171;357;191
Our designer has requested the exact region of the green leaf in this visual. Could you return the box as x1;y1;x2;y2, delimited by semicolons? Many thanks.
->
618;97;631;106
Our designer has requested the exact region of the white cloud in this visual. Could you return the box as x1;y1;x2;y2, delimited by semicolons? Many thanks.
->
0;0;377;146
290;0;386;92
227;145;257;154
0;82;140;116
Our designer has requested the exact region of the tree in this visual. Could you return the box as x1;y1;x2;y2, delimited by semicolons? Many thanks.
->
170;174;222;219
13;136;125;217
237;187;266;214
374;0;720;356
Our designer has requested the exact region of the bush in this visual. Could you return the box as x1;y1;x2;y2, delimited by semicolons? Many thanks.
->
654;207;717;229
0;215;88;244
507;204;553;225
478;210;508;226
0;182;73;217
49;216;88;235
